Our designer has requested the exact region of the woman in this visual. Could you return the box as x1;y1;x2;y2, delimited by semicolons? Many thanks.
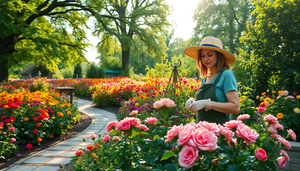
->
184;36;240;124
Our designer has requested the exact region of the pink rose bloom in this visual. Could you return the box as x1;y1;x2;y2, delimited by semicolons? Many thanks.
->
3;132;7;135
257;107;265;113
75;150;83;156
268;125;277;134
24;131;29;135
281;90;289;96
255;148;267;161
236;123;259;146
218;124;234;140
198;121;219;136
129;110;138;116
286;95;294;100
17;153;21;157
287;129;297;141
276;95;282;99
10;138;16;143
165;124;183;142
8;127;15;131
127;117;141;126
85;149;90;153
276;124;284;130
264;114;278;125
90;134;97;140
163;98;176;108
102;135;110;143
223;120;242;129
116;119;131;131
138;124;149;131
144;117;158;125
178;145;199;168
237;114;250;121
277;156;286;168
112;136;120;141
277;137;291;150
0;122;3;126
177;125;194;146
280;150;290;161
106;121;119;132
271;134;281;139
26;144;33;150
153;100;164;109
188;127;218;151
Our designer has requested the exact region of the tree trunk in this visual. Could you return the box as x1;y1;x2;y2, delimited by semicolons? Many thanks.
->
122;49;130;71
0;60;9;82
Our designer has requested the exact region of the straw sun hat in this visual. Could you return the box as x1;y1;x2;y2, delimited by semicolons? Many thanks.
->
184;37;235;65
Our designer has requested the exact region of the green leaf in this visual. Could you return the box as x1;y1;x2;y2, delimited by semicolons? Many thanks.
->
169;116;179;119
160;150;174;161
153;134;160;140
142;155;159;163
109;130;118;136
228;164;239;171
236;155;247;162
132;130;138;137
163;163;177;170
108;151;120;161
156;137;164;146
132;145;140;152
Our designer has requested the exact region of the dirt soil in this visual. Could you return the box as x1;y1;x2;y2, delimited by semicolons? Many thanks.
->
0;98;120;170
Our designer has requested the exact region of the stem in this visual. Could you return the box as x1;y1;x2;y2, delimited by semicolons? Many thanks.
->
199;150;203;171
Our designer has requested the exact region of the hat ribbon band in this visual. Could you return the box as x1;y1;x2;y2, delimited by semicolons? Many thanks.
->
200;44;221;49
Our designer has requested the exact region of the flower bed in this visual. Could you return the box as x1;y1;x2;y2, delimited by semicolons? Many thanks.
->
0;89;80;159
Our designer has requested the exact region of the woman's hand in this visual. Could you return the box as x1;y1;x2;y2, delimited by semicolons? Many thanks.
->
189;99;211;113
185;98;195;111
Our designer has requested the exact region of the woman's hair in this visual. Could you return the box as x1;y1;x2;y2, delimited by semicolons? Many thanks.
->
196;49;231;78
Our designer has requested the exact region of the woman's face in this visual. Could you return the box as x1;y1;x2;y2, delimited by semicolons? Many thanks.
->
200;49;217;69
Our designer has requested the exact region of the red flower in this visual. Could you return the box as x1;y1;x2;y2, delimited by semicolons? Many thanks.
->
9;116;16;122
26;144;33;150
75;150;83;156
87;145;93;151
1;115;6;120
33;129;37;134
267;95;271;98
33;117;39;122
36;123;41;127
4;119;11;123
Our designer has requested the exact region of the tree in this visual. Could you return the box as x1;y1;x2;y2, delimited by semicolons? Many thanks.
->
240;0;300;95
93;0;171;72
73;64;83;78
192;0;255;55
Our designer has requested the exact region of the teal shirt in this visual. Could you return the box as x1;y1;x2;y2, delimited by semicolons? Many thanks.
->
201;69;238;103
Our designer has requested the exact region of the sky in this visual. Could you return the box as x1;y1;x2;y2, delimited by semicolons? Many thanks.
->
83;0;200;62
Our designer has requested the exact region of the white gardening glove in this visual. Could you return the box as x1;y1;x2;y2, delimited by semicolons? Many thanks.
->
185;98;195;111
189;99;211;113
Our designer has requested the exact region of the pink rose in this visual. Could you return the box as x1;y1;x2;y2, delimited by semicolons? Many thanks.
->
223;120;242;129
129;110;138;116
198;121;219;136
257;107;265;113
165;124;183;142
218;124;234;140
271;134;281;139
227;138;237;148
144;117;158;125
281;90;289;96
112;136;120;141
237;114;250;121
90;134;97;140
287;129;297;141
153;100;164;109
264;114;278;125
116;119;131;131
277;156;286;168
177;125;194;146
106;121;119;132
178;145;199;168
255;148;267;161
188;127;218;151
102;135;110;143
0;122;3;127
10;138;16;143
268;125;277;134
138;124;149;131
8;127;15;131
280;150;290;161
276;124;284;130
236;123;259;146
127;117;141;126
277;137;291;150
163;98;176;108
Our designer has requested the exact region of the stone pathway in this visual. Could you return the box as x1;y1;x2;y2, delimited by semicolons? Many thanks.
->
1;99;116;171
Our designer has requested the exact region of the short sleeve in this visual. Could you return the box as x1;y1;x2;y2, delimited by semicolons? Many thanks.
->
221;70;238;93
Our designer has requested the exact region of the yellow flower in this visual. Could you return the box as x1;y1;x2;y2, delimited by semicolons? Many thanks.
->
294;108;300;113
52;116;56;119
67;111;72;115
4;105;9;108
264;98;271;102
135;103;139;107
240;99;245;102
73;117;76;121
7;123;10;126
270;100;275;104
278;90;283;95
277;113;284;119
272;91;276;94
0;126;3;130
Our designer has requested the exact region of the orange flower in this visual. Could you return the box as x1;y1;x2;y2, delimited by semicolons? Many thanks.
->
278;90;283;95
50;134;54;138
36;123;41;127
4;105;9;108
24;117;29;121
37;137;43;142
60;123;63;126
240;99;245;102
297;95;300;99
277;113;284;119
261;92;266;95
272;91;276;94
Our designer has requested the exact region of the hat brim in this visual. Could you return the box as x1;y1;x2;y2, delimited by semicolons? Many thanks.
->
184;46;235;65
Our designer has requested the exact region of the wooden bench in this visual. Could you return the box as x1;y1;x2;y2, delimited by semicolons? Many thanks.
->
54;87;75;104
